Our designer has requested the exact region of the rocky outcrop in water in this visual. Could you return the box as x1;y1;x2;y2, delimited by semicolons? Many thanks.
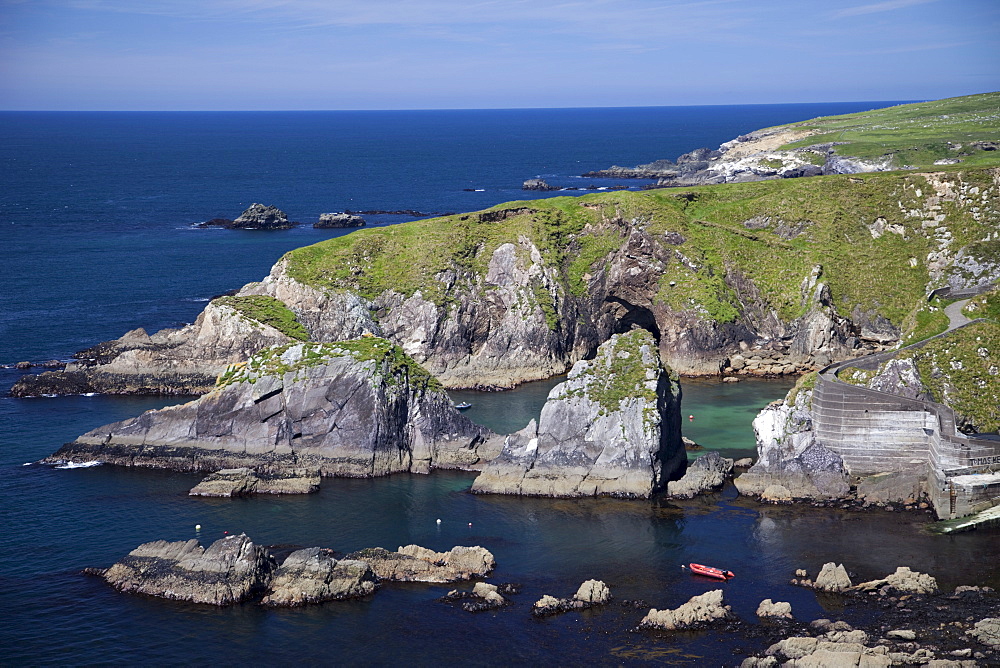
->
666;451;733;498
101;534;278;605
260;548;378;606
471;329;685;498
314;212;365;228
639;589;733;630
734;391;850;501
531;580;612;616
855;566;938;595
188;467;320;496
344;545;495;583
522;178;557;191
232;204;293;230
47;339;502;477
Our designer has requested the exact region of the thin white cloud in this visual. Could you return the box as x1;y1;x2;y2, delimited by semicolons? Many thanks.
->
833;0;936;19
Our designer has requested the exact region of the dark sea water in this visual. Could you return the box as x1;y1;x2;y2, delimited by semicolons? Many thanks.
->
4;104;997;666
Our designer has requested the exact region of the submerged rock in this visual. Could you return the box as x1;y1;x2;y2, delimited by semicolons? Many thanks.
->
345;544;495;583
261;548;377;606
639;589;732;630
188;467;321;496
49;339;502;478
471;329;685;498
102;533;277;605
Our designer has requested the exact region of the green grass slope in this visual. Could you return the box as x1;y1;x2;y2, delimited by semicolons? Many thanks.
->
284;165;998;339
780;92;1000;169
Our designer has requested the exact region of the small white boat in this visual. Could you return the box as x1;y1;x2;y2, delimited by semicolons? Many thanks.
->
453;402;472;410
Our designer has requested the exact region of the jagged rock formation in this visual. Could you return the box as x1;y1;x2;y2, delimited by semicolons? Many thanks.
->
101;534;278;605
314;212;365;228
471;329;685;498
734;390;851;500
344;545;495;583
188;467;320;496
639;589;733;630
260;548;378;606
812;563;853;592
666;451;733;498
47;339;502;477
232;204;293;230
532;579;612;616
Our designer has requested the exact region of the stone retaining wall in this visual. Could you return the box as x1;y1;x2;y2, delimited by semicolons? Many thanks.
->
811;311;1000;519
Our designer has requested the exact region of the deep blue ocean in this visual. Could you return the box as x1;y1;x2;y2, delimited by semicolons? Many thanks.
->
4;104;997;666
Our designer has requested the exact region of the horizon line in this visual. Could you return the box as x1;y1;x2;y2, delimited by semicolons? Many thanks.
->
0;99;925;113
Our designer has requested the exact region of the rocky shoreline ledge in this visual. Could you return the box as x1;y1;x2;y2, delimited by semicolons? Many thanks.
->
86;532;1000;665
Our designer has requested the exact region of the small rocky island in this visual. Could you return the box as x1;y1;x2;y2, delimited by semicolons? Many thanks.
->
93;533;495;607
48;338;503;478
199;203;295;230
471;329;685;498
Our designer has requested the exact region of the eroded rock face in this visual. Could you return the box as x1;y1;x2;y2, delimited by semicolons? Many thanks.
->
102;534;277;605
261;548;377;606
48;339;502;478
639;589;732;630
735;391;850;501
471;329;685;498
666;451;734;498
345;545;495;583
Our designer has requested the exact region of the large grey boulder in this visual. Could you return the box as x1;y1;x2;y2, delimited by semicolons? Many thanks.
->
471;329;685;498
666;451;734;498
261;548;377;606
813;562;853;592
345;544;495;583
639;589;733;630
50;339;502;478
735;390;850;500
101;534;277;605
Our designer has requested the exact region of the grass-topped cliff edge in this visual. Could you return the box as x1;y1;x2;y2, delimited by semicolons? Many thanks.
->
284;164;1000;337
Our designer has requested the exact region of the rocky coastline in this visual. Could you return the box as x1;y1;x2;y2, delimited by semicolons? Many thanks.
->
581;125;898;188
87;532;1000;664
46;338;503;478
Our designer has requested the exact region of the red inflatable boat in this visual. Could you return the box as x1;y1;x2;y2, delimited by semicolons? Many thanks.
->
688;563;735;580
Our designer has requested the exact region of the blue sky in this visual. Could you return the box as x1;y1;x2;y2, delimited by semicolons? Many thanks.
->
1;0;998;110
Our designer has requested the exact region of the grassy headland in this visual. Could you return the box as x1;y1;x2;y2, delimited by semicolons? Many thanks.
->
778;92;1000;169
